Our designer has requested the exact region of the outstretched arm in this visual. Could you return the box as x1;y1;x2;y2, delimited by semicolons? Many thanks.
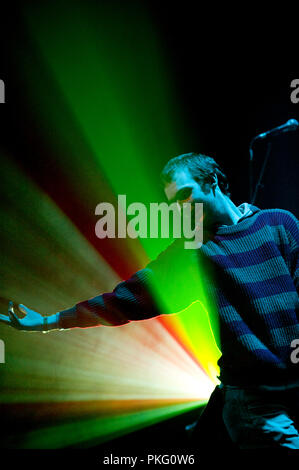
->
0;267;162;332
0;239;199;332
57;265;164;330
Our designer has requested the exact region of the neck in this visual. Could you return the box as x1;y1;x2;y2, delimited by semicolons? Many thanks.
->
213;193;243;228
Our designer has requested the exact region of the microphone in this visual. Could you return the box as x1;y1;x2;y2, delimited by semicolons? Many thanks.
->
252;119;299;141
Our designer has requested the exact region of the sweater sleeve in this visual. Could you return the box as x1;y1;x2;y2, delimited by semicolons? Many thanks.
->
57;239;201;329
280;210;299;291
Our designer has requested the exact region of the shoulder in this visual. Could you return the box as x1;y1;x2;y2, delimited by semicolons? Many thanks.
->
253;208;298;226
254;209;299;246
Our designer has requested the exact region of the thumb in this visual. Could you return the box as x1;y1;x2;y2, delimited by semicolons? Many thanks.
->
8;301;20;325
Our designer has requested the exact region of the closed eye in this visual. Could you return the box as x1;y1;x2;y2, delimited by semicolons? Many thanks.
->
176;187;192;202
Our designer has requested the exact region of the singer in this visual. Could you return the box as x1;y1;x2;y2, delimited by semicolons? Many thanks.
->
1;153;299;450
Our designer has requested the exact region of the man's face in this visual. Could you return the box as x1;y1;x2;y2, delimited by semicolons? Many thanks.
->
164;167;218;228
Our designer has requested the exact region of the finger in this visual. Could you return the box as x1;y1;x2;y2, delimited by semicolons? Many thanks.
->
8;302;20;325
18;304;28;314
0;314;11;325
8;310;20;325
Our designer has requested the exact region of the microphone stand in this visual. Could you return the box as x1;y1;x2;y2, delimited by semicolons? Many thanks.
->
249;138;272;205
249;119;298;204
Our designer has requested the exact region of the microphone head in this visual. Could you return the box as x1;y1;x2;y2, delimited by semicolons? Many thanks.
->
286;118;299;128
253;118;299;141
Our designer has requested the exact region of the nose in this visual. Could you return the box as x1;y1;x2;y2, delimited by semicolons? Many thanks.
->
177;195;193;208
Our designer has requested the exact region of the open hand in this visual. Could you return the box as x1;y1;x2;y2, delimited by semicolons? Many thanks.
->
0;302;44;331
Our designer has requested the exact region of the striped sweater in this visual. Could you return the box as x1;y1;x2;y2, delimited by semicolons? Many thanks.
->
58;205;299;386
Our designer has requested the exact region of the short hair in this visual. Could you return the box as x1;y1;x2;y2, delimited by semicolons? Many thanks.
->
160;152;230;197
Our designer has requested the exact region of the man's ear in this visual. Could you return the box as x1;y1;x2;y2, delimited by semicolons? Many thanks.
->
211;174;218;195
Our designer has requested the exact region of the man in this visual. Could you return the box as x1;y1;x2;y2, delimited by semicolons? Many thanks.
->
1;153;299;449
